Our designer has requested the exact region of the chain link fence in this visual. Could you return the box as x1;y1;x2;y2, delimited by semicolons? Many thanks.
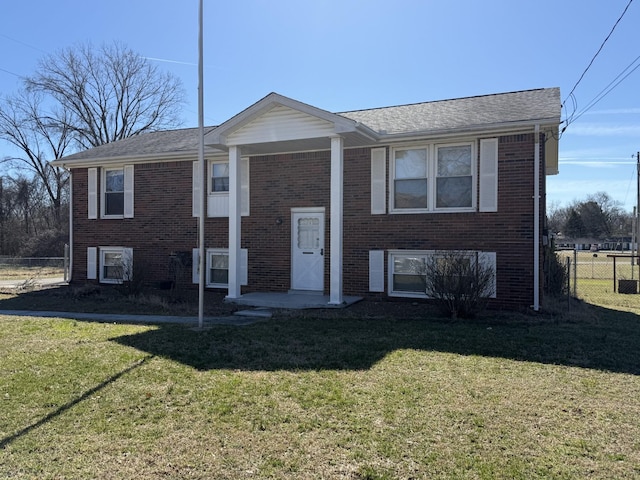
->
0;245;70;284
556;249;640;305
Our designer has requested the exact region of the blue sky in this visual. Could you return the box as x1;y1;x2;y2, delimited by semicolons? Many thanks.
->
1;0;639;211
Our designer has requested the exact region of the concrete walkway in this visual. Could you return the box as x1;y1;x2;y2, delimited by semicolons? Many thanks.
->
230;292;362;309
0;309;262;326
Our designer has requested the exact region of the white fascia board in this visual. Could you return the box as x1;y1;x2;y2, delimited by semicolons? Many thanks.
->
50;149;227;169
377;119;559;144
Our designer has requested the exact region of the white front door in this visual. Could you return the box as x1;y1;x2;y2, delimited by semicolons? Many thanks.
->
292;209;325;291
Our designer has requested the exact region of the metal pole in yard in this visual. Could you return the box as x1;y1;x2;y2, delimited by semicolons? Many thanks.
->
197;0;206;329
636;152;640;284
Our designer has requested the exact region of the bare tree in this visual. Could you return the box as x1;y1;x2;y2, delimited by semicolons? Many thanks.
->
26;41;185;149
0;89;71;224
0;41;185;254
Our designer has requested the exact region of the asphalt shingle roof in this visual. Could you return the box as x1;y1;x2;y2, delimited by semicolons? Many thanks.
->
339;88;560;135
56;88;560;163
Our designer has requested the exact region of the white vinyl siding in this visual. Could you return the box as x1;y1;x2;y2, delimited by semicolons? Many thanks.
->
193;158;250;217
369;250;385;292
370;148;386;215
479;138;499;212
227;105;335;144
192;248;248;287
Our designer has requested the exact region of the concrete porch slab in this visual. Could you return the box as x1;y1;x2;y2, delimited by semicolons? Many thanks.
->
226;292;362;310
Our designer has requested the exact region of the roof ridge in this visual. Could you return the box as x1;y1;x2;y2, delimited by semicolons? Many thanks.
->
337;87;557;115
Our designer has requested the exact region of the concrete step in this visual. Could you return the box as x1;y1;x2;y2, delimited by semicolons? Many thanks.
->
233;308;273;318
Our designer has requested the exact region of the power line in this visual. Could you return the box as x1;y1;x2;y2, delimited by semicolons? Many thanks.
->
562;0;634;127
569;54;640;124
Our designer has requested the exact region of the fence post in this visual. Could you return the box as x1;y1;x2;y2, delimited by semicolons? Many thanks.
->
566;256;571;311
573;249;578;298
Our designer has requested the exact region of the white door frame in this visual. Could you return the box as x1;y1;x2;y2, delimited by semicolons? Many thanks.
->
291;207;325;292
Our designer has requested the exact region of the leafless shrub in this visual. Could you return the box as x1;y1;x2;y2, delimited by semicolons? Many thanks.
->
418;251;495;319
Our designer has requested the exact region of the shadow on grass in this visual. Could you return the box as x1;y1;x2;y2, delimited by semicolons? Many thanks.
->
112;303;640;375
0;356;152;449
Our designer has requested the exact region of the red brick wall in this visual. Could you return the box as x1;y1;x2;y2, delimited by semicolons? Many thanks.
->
70;132;544;308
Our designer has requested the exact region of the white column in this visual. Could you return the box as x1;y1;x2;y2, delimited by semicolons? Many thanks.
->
227;145;242;299
329;136;344;305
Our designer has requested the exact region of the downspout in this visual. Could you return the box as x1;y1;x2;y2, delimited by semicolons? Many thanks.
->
533;124;540;311
67;170;73;282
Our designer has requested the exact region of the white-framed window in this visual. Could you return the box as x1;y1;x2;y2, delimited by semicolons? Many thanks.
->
211;162;230;193
390;142;475;213
207;249;230;287
192;248;248;287
388;250;496;299
192;158;250;217
93;165;134;219
103;167;124;216
99;247;133;284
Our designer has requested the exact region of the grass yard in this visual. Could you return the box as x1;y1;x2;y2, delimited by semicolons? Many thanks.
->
2;302;640;479
0;265;65;280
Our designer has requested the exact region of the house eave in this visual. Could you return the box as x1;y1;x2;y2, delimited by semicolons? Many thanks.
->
378;118;560;142
50;148;227;169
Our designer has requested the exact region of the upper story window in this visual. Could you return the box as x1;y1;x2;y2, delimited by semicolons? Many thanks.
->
104;168;124;216
89;165;134;219
211;162;230;193
192;159;250;218
436;145;473;208
391;142;475;213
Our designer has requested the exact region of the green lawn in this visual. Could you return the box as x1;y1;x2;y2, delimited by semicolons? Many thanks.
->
2;303;640;479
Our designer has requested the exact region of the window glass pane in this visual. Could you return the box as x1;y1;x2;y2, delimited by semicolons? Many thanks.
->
437;146;471;177
395;149;427;179
210;268;229;284
213;177;229;192
211;254;229;269
212;163;230;192
395;179;427;209
104;252;122;265
104;265;122;279
297;217;320;249
393;256;425;274
393;274;425;292
436;177;472;208
105;192;124;215
106;169;124;193
213;163;229;177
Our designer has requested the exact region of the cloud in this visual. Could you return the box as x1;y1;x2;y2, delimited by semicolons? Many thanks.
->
568;123;640;137
584;108;640;115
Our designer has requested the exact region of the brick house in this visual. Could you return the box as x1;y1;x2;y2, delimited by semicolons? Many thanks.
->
52;88;561;310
